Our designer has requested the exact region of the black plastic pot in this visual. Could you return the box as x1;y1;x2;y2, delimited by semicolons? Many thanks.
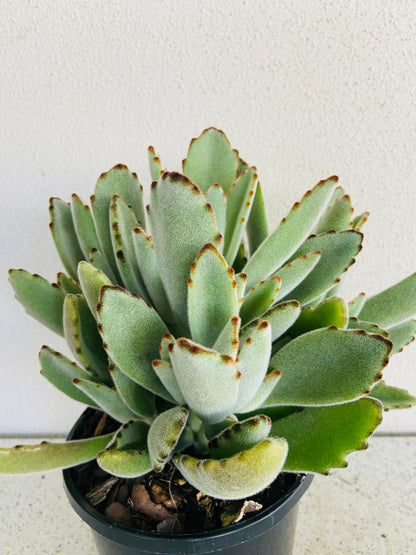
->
63;410;313;555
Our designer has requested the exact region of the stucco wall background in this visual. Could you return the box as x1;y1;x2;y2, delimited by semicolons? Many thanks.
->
0;0;415;434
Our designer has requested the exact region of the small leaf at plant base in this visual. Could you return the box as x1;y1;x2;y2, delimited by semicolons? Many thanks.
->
9;270;65;336
0;434;114;474
174;438;288;500
240;277;281;325
57;273;81;295
188;244;238;348
246;182;269;256
208;415;272;459
70;193;100;260
110;421;150;451
243;176;337;289
148;406;189;471
258;301;301;342
170;338;240;424
39;346;99;408
152;360;184;404
97;449;152;478
289;297;348;338
358;272;416;328
213;316;241;358
370;381;416;410
274;251;321;302
206;184;227;238
270;398;382;474
98;286;172;400
348;292;366;317
78;261;112;318
386;320;416;354
148;146;163;181
266;328;391;406
148;172;221;328
109;364;156;420
315;194;353;233
49;198;84;280
182;128;238;194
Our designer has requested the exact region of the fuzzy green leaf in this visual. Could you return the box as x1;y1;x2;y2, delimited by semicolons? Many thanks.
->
188;244;238;347
266;328;391;406
148;146;163;181
235;273;247;305
152;360;184;404
236;371;281;413
387;320;416;354
240;277;281;325
274;252;321;302
159;334;174;362
174;438;288;500
0;434;114;474
170;338;240;424
97;449;152;478
9;270;65;335
206;184;227;238
348;318;389;337
246;183;269;255
110;421;149;451
358;273;416;328
213;316;241;358
89;248;117;282
182;128;238;194
148;406;188;471
289;297;348;338
78;261;112;319
49;198;84;280
370;381;416;410
315;194;353;233
208;415;272;459
109;364;156;421
348;292;366;317
56;273;81;295
271;398;382;473
352;211;369;231
243;177;337;289
149;172;221;328
259;301;301;342
70;193;100;259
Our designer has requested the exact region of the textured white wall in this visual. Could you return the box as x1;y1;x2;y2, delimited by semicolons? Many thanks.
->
1;0;415;434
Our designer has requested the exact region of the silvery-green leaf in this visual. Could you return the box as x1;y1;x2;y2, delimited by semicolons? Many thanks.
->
358;272;416;328
174;437;288;500
63;294;110;383
208;415;271;459
370;381;416;410
49;198;84;280
73;378;138;423
328;185;345;203
9;270;65;335
182;128;238;194
56;273;81;295
132;227;173;322
159;333;174;362
224;168;257;264
236;371;281;413
271;398;382;473
289;297;348;337
266;328;391;406
98;286;172;400
235;321;272;412
348;292;366;317
259;301;301;342
246;183;269;255
39;346;98;407
274;251;321;302
78;261;112;319
387;320;416;354
283;231;363;305
170;338;240;424
71;193;100;259
110;196;148;299
89;248;116;282
243;177;337;289
148;406;188;471
315;194;353;233
235;273;247;305
148;172;221;327
206;184;227;238
188;244;238;347
148;146;163;181
213;316;241;357
109;363;156;421
348;318;388;337
352;211;369;230
91;164;146;278
240;276;281;325
233;243;248;273
110;421;150;451
97;449;152;478
151;360;184;404
0;434;114;474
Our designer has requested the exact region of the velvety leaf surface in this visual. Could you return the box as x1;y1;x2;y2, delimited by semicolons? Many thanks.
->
9;270;65;335
0;434;114;474
170;338;240;424
352;211;369;230
174;438;288;500
182;128;238;193
148;172;220;328
348;318;388;337
188;244;238;347
159;334;174;362
78;261;112;319
109;364;156;420
243;177;337;289
315;194;353;233
274;252;321;302
370;381;416;410
213;316;241;357
259;301;301;342
235;371;281;413
348;292;366;317
148;406;188;471
49;198;84;280
284;230;363;305
208;415;272;459
56;273;81;295
235;273;247;305
289;297;348;337
206;184;227;238
110;421;149;451
148;146;163;181
271;398;382;473
98;286;171;399
97;449;152;478
71;193;100;259
240;276;281;325
246;183;269;255
386;320;416;354
151;360;184;404
266;328;391;406
89;248;116;282
358;273;416;328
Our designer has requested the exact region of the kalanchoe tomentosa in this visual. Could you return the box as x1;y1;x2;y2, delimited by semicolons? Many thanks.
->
2;128;416;500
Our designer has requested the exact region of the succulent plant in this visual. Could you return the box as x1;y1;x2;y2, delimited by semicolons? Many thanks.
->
2;128;416;501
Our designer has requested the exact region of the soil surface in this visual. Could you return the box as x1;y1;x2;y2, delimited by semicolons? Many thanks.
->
70;409;299;534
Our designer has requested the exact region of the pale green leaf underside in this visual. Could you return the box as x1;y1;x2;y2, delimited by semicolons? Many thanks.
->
97;449;152;478
0;434;114;474
271;398;382;473
274;252;321;302
370;381;416;410
208;415;272;459
174;438;288;500
148;406;188;471
267;328;391;406
71;194;100;260
78;261;112;319
243;177;337;289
